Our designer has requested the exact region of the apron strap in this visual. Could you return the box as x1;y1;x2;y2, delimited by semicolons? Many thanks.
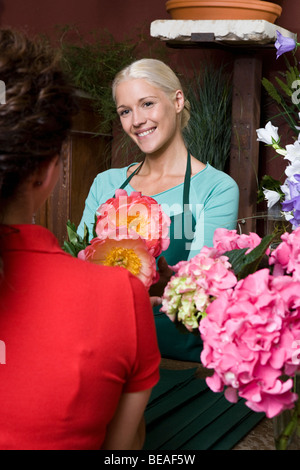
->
183;150;191;208
119;151;191;206
119;161;144;190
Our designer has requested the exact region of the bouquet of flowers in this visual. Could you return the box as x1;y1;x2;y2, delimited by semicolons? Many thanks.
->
161;228;272;332
161;228;262;332
161;245;237;332
63;189;170;289
200;229;300;416
161;227;300;449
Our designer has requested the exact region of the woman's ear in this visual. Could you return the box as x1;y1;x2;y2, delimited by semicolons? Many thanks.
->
32;155;60;190
174;90;185;114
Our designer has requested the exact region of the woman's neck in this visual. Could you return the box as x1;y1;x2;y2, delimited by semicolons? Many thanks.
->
0;196;34;225
142;141;188;178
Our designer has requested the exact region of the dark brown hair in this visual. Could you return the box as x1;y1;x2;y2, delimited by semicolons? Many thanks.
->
0;28;77;201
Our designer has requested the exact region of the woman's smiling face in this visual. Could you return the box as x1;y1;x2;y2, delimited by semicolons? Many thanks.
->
115;78;183;155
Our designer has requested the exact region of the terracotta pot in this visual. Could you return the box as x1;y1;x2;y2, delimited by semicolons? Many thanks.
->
165;0;282;23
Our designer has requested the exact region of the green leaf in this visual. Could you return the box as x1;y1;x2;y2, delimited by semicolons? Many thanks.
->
223;247;248;276
262;78;283;105
182;62;232;170
286;65;299;89
62;240;78;257
238;234;275;278
275;76;293;98
261;57;300;134
62;220;91;257
257;175;284;203
92;214;98;239
66;220;81;245
83;222;91;245
224;233;277;280
259;175;282;190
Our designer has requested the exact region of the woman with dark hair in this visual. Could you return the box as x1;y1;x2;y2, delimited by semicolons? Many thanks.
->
0;29;160;450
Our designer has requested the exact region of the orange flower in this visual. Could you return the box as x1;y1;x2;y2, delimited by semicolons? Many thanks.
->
96;189;170;258
78;232;158;289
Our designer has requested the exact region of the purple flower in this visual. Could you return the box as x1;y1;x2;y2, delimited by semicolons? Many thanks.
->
275;31;296;59
281;175;300;226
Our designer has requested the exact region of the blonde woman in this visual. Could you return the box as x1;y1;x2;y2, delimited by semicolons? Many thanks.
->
78;58;239;362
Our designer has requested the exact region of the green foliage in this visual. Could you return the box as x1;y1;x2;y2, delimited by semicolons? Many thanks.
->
262;77;283;105
257;174;285;203
224;233;277;281
59;26;138;134
62;220;91;257
58;25;167;133
183;63;232;170
262;56;300;134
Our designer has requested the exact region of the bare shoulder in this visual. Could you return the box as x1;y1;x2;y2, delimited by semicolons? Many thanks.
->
191;155;206;175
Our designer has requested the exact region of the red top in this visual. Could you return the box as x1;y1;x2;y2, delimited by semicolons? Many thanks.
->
0;225;160;450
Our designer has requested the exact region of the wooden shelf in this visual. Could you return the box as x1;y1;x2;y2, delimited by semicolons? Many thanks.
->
151;19;296;46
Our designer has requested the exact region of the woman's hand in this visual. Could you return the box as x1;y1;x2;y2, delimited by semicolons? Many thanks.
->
149;256;173;298
150;296;162;307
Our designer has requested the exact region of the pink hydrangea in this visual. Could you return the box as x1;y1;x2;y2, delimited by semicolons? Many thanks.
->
161;228;265;333
200;269;300;418
213;228;262;254
269;227;300;279
95;189;171;258
161;246;237;332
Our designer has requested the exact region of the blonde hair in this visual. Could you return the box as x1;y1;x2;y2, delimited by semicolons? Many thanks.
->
112;58;190;130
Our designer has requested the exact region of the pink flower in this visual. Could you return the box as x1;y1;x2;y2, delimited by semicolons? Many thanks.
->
269;227;300;279
161;226;300;422
213;228;262;254
95;189;170;258
78;230;158;289
161;245;237;331
200;269;300;418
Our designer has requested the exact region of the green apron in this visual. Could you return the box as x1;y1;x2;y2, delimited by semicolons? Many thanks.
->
119;151;203;362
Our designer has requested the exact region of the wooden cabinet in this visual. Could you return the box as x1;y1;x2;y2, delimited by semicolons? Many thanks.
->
35;96;112;246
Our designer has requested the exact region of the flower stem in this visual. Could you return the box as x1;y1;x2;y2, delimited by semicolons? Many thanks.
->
276;409;298;450
275;379;300;450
